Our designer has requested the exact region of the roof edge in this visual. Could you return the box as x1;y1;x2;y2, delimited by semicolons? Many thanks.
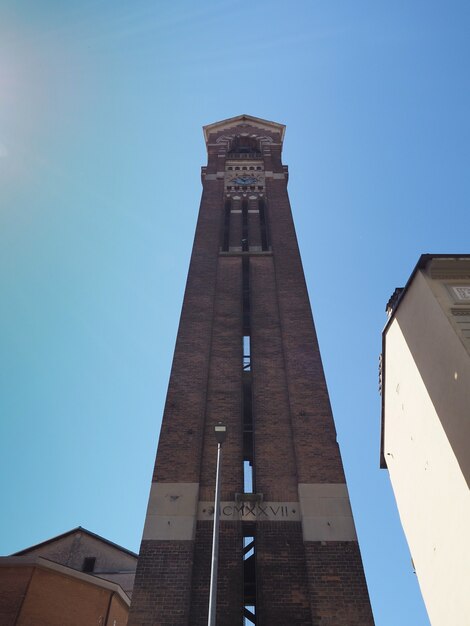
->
0;556;131;606
12;526;138;559
383;254;470;334
203;114;286;144
380;253;470;468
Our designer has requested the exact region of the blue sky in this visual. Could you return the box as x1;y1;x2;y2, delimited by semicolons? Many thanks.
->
1;2;469;624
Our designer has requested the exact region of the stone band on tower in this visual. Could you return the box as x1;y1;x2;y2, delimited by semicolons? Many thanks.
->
128;115;375;625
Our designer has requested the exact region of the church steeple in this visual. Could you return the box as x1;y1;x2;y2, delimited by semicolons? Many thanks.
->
128;116;374;626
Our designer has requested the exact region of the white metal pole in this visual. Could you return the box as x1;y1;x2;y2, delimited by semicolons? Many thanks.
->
208;441;223;626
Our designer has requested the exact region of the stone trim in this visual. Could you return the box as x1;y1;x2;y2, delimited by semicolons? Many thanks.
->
298;483;358;542
142;482;199;541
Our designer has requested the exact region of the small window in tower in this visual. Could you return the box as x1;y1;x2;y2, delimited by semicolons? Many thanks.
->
243;525;256;624
243;336;251;370
82;557;96;573
243;536;255;561
235;166;240;170
249;166;254;170
243;536;255;560
242;166;247;170
256;166;262;170
244;460;254;493
244;606;256;625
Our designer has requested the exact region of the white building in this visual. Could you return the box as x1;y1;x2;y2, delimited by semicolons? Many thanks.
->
381;254;470;626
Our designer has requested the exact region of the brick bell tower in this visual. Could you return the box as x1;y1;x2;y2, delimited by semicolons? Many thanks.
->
128;115;375;626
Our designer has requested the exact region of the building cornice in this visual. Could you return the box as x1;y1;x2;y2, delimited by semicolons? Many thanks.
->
203;114;286;145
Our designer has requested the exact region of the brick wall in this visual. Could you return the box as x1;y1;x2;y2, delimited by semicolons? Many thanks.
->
266;171;345;485
256;522;311;625
153;178;225;484
129;541;194;626
305;542;375;625
0;565;32;625
0;563;129;626
198;256;243;502
250;255;299;501
189;522;243;626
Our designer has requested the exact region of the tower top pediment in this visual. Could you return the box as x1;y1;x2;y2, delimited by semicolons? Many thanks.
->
203;114;285;146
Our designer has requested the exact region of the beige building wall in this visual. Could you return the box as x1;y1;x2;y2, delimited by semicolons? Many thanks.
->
383;258;470;626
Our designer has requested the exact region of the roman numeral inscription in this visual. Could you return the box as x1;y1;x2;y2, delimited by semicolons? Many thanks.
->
198;501;300;521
